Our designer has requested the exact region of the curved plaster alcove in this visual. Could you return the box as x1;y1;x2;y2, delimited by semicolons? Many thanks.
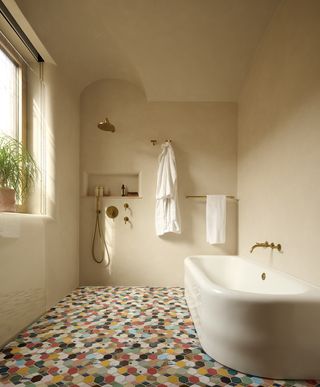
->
79;78;238;286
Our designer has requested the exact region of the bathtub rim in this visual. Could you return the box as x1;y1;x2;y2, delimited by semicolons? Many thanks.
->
185;255;320;301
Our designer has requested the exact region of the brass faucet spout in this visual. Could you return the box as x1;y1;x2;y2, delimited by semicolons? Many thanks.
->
250;241;282;253
250;241;269;253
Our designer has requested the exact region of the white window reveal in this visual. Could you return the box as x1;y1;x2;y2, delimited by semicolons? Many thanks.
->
0;46;20;139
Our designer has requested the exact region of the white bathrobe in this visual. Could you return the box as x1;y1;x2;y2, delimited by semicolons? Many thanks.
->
155;142;181;236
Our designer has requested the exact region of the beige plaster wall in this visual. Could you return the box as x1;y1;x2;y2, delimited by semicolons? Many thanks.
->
80;79;237;286
43;65;80;308
0;63;79;347
238;0;320;285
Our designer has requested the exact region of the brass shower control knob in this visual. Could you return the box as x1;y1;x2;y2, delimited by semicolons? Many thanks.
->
124;216;129;224
124;203;129;211
106;206;118;219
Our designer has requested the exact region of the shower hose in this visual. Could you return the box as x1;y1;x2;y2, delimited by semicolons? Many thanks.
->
91;208;111;265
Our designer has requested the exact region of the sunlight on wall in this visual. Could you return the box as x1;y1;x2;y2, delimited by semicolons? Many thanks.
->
44;116;55;218
28;65;56;217
28;98;42;212
26;64;56;216
105;215;115;275
41;73;55;218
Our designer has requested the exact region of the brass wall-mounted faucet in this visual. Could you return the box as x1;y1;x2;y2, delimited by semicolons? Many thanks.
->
250;241;282;253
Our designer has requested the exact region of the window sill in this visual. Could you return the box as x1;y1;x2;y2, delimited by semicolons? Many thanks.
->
0;212;54;238
0;212;53;222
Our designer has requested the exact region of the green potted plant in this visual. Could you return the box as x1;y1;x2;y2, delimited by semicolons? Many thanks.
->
0;135;38;212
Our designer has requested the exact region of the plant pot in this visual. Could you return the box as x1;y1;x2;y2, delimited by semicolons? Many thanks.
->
0;188;16;212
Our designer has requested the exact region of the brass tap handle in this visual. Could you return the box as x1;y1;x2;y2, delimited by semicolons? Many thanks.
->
124;216;129;224
270;242;282;252
124;203;129;211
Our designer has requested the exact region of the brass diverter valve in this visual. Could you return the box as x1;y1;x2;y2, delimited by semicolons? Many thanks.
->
106;206;119;219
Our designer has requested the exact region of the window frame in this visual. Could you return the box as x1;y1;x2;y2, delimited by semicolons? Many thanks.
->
0;35;28;212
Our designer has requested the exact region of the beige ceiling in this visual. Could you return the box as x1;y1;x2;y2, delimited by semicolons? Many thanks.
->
16;0;279;101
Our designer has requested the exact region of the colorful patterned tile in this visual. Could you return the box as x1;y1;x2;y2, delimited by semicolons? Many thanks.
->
0;287;319;386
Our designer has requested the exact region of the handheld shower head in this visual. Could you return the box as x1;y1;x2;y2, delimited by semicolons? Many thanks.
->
97;118;115;132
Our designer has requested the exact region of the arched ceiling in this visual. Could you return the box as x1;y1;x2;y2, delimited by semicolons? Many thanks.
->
16;0;279;101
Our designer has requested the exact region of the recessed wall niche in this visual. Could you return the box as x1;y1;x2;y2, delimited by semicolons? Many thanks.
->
82;172;141;198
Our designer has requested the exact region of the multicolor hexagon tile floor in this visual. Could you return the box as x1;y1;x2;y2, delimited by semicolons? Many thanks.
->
0;287;319;387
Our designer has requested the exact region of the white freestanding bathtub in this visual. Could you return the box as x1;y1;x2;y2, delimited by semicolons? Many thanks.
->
184;255;320;379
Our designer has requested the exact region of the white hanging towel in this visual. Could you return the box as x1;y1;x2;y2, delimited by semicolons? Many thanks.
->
206;195;226;244
155;142;181;236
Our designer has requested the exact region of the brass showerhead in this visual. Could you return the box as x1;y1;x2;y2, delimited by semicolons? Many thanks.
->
97;118;115;132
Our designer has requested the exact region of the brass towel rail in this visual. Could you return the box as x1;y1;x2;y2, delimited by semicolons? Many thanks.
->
186;195;238;201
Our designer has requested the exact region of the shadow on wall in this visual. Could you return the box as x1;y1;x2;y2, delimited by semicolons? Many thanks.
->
239;0;320;155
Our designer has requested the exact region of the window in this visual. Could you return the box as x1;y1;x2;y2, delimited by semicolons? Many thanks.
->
0;7;44;215
0;40;25;143
0;38;29;211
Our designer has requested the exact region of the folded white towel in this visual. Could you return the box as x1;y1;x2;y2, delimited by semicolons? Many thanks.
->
206;195;226;244
155;142;181;236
